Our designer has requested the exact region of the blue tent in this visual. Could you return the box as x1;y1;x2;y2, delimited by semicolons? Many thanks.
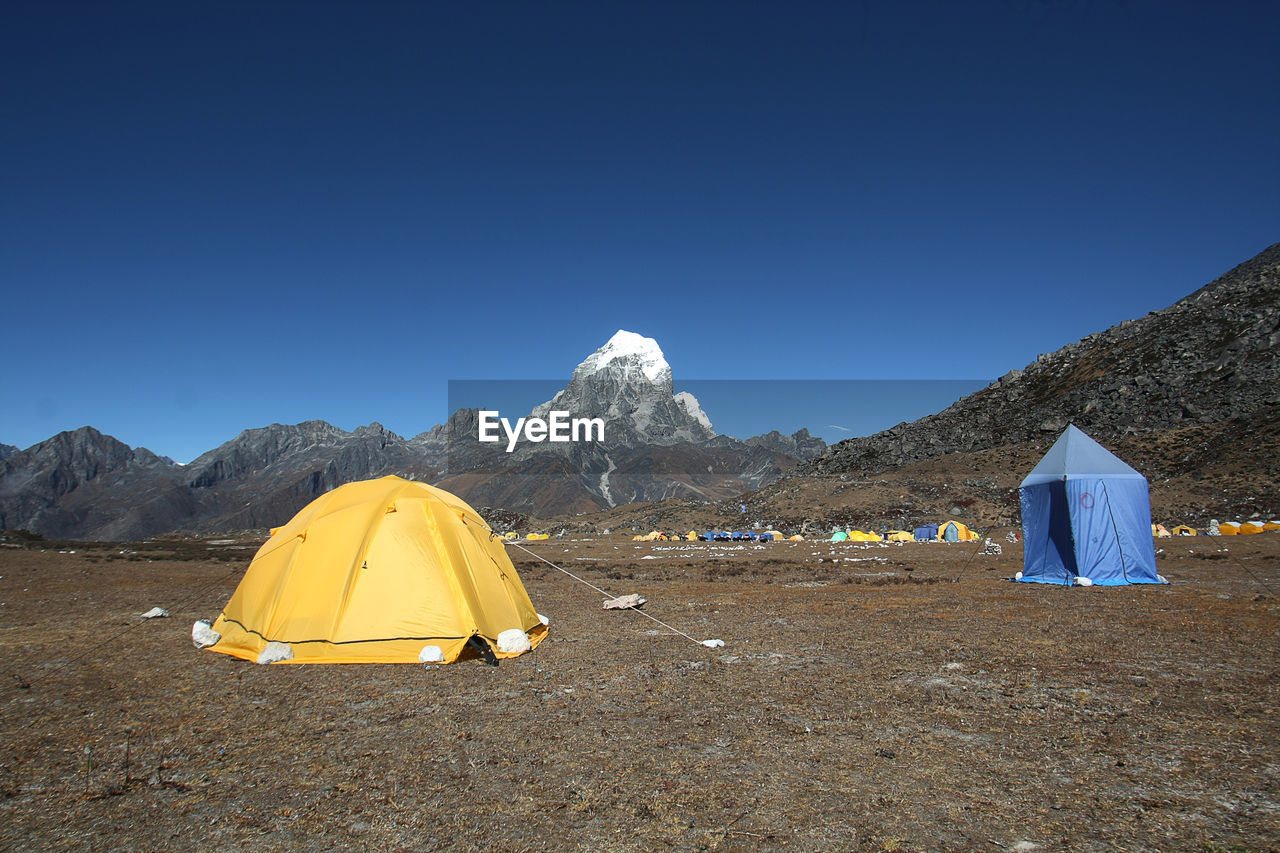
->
1018;425;1161;585
913;524;938;541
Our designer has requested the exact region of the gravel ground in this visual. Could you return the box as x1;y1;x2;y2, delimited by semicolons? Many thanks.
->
1;533;1277;852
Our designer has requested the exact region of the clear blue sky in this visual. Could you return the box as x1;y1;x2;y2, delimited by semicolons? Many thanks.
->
3;1;1277;462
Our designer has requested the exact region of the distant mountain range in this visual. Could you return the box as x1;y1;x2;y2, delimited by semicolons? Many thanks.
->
0;331;825;540
5;242;1277;541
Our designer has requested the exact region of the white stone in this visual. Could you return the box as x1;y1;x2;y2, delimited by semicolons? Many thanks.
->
497;628;531;654
191;620;221;648
256;641;294;664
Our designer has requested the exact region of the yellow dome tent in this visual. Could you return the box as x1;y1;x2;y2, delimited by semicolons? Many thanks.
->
1171;525;1196;536
938;521;978;542
1219;522;1240;535
886;530;914;542
203;476;547;665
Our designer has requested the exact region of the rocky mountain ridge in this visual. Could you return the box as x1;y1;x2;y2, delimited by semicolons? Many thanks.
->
7;239;1275;542
804;241;1280;477
0;332;824;539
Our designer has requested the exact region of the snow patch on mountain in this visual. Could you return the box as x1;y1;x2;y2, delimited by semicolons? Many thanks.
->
674;391;713;432
599;455;617;507
573;330;671;384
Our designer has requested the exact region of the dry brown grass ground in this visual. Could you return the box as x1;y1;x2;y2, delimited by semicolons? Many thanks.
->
1;533;1277;852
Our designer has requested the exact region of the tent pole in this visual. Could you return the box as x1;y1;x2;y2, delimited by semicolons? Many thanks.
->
1099;480;1129;583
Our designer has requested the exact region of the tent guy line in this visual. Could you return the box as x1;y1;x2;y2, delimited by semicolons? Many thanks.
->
501;537;724;649
952;527;1010;584
15;560;245;689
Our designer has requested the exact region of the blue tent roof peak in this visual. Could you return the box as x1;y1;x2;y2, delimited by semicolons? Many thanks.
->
1021;424;1146;486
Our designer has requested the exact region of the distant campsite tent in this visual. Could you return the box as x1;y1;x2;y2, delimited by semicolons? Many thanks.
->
1219;522;1240;536
938;521;977;542
913;524;939;542
1018;425;1161;585
202;476;547;664
1152;524;1171;538
886;530;914;542
1171;525;1197;536
830;531;849;542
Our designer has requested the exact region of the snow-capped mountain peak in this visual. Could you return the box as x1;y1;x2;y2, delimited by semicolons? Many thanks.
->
674;391;713;432
573;330;671;385
532;330;714;444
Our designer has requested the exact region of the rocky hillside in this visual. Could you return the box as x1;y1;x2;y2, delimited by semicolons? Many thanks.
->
806;241;1280;476
0;427;190;540
182;421;442;533
0;423;439;541
0;444;17;461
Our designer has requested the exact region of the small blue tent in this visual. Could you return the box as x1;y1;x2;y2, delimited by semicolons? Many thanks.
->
913;523;939;541
1018;425;1161;585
